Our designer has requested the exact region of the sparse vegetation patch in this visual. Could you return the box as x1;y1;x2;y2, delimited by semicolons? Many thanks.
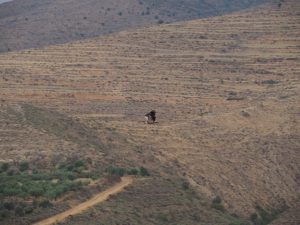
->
211;196;225;212
0;161;91;199
105;166;150;177
250;204;289;225
0;160;97;220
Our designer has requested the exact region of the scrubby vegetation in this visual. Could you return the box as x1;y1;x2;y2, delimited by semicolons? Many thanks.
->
261;80;279;85
0;160;92;199
105;166;150;177
0;160;95;220
250;205;289;225
211;196;225;212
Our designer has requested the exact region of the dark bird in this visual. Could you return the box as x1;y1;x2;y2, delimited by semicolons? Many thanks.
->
145;110;156;124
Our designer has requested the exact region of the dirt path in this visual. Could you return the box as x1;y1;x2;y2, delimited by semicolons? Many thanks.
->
32;176;133;225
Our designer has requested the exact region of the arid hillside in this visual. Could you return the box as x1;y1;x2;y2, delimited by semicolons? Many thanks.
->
0;0;299;224
0;0;265;52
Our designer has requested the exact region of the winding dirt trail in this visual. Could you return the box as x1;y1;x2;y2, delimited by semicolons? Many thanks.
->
32;176;133;225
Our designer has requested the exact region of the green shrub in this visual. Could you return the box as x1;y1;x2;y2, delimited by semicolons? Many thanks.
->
19;162;29;172
212;196;222;204
3;202;15;210
14;205;24;216
211;196;225;212
140;167;150;176
66;164;75;172
28;185;44;197
261;80;279;85
74;160;84;168
212;203;225;212
192;213;200;221
39;200;52;208
156;213;168;222
24;205;34;214
181;181;189;190
0;209;9;219
105;166;125;177
127;168;139;175
7;170;14;176
0;163;9;172
250;204;288;225
0;163;86;199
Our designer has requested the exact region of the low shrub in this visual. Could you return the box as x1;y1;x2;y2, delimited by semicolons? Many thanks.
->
181;181;190;190
105;166;125;177
105;166;150;177
250;204;288;225
211;196;225;212
14;206;24;216
19;162;29;172
140;167;150;176
261;80;279;85
39;200;52;208
0;161;88;199
127;168;139;175
0;163;9;172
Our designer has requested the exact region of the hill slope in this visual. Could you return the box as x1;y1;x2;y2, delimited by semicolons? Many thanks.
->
0;0;299;224
0;0;265;52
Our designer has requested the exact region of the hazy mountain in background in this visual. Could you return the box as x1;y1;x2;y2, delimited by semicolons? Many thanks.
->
0;0;265;52
0;0;12;4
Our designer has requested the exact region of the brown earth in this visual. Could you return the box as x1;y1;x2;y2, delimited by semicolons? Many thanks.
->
0;0;299;224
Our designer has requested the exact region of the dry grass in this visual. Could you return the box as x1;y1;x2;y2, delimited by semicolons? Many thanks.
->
0;0;299;224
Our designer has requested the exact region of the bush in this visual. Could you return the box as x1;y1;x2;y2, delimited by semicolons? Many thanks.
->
24;205;34;214
227;96;245;101
250;205;288;225
19;162;29;172
7;170;14;176
0;163;86;199
127;168;138;175
0;209;9;219
74;160;84;168
139;167;150;176
212;196;222;204
3;202;15;210
211;196;225;212
28;185;44;197
261;80;279;85
250;213;259;225
14;206;24;216
156;213;168;222
39;200;52;208
181;181;189;190
212;203;225;212
105;166;125;177
0;163;9;172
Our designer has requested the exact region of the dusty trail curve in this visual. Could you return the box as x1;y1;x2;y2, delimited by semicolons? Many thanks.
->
32;176;133;225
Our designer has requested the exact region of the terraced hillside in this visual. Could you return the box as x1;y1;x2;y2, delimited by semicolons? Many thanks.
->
0;0;299;224
0;0;265;52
